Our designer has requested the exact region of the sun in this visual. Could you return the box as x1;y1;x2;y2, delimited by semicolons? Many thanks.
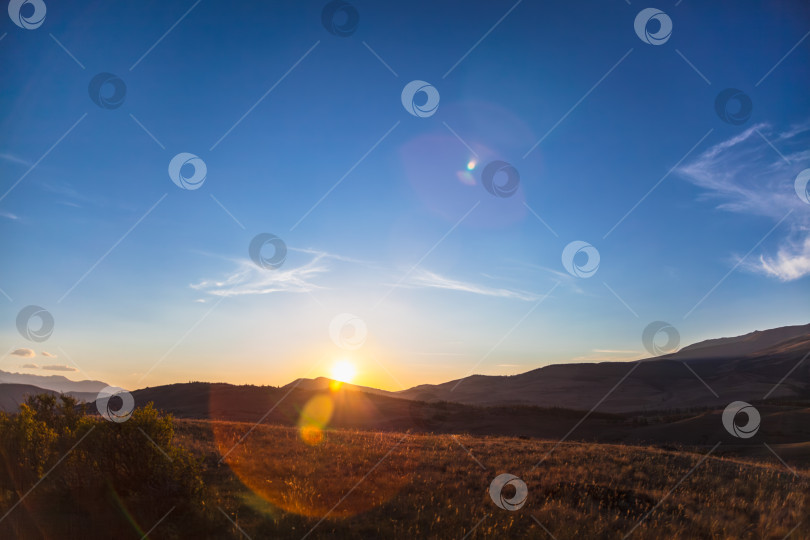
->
330;360;356;384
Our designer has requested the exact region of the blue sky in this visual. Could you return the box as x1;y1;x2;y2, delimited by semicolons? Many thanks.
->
1;0;809;390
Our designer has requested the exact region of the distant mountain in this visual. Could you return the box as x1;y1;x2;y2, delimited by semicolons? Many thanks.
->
63;322;810;468
0;369;109;394
0;383;103;412
392;323;810;412
79;323;810;418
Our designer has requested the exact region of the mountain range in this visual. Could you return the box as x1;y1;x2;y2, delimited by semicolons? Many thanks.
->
0;369;109;394
287;323;810;412
2;323;808;421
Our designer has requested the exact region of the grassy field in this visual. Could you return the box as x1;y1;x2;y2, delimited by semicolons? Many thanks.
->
1;399;806;539
174;419;809;539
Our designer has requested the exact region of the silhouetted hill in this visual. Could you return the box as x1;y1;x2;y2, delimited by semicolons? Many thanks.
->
120;381;810;466
670;323;810;360
75;323;810;465
393;323;810;412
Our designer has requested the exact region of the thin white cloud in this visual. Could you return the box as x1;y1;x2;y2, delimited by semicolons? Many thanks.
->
678;121;810;281
11;348;35;358
398;268;540;301
0;153;31;167
0;211;19;220
42;364;77;372
191;252;330;297
756;236;810;281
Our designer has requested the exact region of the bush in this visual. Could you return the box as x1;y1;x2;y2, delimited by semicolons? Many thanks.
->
0;394;213;538
0;394;90;490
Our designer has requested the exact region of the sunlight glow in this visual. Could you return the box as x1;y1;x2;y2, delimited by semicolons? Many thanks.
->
466;159;476;170
330;359;356;384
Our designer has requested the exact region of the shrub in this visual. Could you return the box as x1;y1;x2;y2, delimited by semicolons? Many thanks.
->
0;394;213;538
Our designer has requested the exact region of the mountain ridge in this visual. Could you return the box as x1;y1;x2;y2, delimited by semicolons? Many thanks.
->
0;369;109;394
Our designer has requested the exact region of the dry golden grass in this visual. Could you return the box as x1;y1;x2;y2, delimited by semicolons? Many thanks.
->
176;419;809;539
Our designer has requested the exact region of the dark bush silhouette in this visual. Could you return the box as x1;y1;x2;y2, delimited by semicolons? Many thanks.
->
0;394;220;538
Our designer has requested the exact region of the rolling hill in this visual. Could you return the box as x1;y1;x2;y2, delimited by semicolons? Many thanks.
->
392;323;810;411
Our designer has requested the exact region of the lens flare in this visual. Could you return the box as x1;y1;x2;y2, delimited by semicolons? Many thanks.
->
298;394;334;446
211;387;415;519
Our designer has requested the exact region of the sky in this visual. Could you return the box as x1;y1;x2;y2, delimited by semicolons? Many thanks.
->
1;0;809;391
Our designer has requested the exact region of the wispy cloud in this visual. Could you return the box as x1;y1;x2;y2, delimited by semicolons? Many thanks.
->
757;236;810;281
21;363;39;369
41;351;57;358
0;152;31;167
678;121;810;281
191;251;333;297
11;348;35;358
0;210;19;220
398;268;541;301
42;364;77;372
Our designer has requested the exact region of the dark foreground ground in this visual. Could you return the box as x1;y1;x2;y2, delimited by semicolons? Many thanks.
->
2;410;807;539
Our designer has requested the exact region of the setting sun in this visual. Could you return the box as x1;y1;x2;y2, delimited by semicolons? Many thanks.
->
330;360;356;384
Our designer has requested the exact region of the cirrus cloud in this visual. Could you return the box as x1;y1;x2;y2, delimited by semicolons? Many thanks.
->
678;121;810;281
